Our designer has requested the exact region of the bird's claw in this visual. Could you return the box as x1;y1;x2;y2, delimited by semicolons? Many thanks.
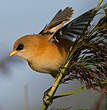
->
43;87;53;105
59;65;70;75
43;93;52;105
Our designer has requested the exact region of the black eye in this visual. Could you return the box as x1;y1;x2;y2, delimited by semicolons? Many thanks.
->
16;43;24;50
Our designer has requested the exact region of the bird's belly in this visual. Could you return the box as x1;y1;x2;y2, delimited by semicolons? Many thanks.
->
27;41;67;76
28;56;65;74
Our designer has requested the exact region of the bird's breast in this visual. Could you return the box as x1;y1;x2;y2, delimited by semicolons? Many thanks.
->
28;41;67;75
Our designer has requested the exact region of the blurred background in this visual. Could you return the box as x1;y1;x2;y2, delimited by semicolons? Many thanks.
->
0;0;106;110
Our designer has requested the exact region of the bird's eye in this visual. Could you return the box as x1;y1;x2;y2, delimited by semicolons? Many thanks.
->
16;43;24;50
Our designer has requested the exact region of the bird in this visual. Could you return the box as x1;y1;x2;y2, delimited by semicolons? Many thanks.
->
10;7;94;78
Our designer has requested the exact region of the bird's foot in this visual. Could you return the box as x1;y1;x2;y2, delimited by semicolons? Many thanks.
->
43;87;53;105
59;65;70;75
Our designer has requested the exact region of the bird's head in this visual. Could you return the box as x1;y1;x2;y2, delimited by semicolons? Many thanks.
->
10;35;39;60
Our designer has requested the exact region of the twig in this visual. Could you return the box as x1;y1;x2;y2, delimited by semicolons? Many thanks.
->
40;0;104;110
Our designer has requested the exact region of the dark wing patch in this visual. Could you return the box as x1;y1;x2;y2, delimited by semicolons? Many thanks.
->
40;7;74;34
53;9;94;41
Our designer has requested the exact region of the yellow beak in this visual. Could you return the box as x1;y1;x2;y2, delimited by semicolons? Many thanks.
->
9;50;18;56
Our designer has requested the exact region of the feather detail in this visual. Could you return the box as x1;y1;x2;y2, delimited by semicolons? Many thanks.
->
54;9;94;41
40;7;74;35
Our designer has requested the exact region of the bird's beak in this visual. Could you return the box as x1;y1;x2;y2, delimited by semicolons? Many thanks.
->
9;50;18;56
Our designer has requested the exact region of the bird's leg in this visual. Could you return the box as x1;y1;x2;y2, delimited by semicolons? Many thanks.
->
43;87;53;105
58;65;71;84
59;65;70;75
43;65;70;105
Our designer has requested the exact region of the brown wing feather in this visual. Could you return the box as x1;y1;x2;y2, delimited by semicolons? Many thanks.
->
40;7;74;34
53;9;94;41
62;9;94;39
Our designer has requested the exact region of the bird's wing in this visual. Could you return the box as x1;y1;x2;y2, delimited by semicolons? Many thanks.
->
53;9;94;41
40;7;74;37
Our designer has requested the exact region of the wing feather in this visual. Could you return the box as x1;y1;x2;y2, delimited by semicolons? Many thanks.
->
53;9;94;41
40;7;74;34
